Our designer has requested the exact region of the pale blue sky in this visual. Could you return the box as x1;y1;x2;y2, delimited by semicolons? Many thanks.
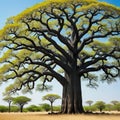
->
0;0;120;107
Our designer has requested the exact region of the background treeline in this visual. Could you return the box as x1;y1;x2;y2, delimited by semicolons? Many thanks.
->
84;100;120;112
0;94;61;113
0;100;120;112
0;103;61;112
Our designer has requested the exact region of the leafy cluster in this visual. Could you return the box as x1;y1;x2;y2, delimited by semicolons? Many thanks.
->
0;0;120;94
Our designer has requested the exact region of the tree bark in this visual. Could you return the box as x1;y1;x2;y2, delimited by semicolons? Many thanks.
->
61;72;84;114
50;102;53;113
20;105;23;112
8;102;11;113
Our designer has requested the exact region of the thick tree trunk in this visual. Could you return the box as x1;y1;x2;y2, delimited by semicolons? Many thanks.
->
61;72;84;114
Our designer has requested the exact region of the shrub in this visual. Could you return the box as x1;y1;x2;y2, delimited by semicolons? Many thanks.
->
114;103;120;111
84;105;97;112
0;105;8;112
40;103;51;112
53;106;61;112
26;105;42;112
10;106;19;112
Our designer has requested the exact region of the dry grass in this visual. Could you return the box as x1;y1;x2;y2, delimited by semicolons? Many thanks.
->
0;112;120;120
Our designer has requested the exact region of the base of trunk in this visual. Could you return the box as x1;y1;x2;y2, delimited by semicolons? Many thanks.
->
61;73;84;114
61;109;85;114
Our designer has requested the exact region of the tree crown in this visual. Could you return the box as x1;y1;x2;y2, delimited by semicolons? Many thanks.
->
0;0;120;94
42;94;61;103
13;96;31;105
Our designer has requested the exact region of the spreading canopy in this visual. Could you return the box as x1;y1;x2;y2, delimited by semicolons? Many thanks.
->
13;96;31;105
42;93;61;113
42;94;61;103
13;96;31;112
0;0;120;94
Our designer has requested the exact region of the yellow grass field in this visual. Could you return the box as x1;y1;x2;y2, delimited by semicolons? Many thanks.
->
0;112;120;120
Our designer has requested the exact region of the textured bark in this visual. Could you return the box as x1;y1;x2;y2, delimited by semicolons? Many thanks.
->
61;72;84;114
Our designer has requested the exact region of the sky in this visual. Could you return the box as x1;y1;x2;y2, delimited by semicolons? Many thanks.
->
0;0;120;107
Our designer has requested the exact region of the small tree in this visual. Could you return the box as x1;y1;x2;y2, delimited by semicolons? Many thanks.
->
85;100;94;112
86;100;93;106
42;94;61;113
114;103;120;111
105;104;113;111
111;100;119;105
95;101;106;112
3;96;13;113
13;96;31;112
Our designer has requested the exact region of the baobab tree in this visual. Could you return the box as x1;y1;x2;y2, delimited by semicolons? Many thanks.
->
0;0;120;114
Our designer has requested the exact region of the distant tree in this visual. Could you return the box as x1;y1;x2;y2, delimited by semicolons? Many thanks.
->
85;100;94;112
13;96;31;112
86;100;93;106
3;96;13;113
42;94;61;113
111;100;119;105
105;104;113;111
114;103;120;111
95;101;106;112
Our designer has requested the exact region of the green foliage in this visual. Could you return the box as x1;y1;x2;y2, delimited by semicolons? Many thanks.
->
53;105;61;112
42;94;61;103
0;0;120;114
0;0;119;95
36;84;52;92
110;101;120;111
26;105;42;112
10;106;19;112
105;104;114;111
0;105;8;112
111;100;119;105
3;96;13;103
3;95;14;112
13;96;31;105
40;103;51;112
85;100;120;112
42;94;61;113
114;103;120;111
13;96;31;112
84;105;97;112
94;101;106;112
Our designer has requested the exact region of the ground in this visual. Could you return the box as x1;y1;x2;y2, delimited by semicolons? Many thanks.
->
0;112;120;120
